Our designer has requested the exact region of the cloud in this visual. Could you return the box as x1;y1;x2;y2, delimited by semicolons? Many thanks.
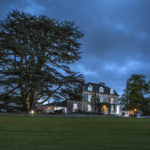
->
104;59;142;74
1;0;150;95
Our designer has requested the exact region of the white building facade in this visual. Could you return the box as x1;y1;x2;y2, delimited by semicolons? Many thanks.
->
81;82;122;115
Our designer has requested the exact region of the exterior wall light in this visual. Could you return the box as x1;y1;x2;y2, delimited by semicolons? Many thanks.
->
29;110;35;115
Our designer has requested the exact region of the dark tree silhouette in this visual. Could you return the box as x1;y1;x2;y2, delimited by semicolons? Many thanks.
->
0;10;84;111
121;74;150;113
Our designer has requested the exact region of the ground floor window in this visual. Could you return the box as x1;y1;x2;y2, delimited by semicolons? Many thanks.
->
110;105;115;114
102;105;108;115
73;103;78;112
116;105;120;114
88;104;92;112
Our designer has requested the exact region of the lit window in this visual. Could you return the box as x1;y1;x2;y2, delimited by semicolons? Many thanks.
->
99;87;104;93
73;103;78;112
100;96;104;103
88;95;92;102
110;98;114;104
88;85;93;91
88;104;92;112
73;103;78;110
110;88;114;94
110;105;114;114
116;105;120;114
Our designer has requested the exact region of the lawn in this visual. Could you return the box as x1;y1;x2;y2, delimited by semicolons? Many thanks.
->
0;115;150;150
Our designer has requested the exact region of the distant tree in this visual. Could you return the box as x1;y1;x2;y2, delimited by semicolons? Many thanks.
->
91;93;99;113
0;10;84;111
121;74;150;113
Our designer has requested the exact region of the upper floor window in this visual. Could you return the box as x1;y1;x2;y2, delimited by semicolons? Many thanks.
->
88;85;93;91
99;87;104;93
100;96;104;103
88;95;92;102
110;98;115;104
110;88;114;94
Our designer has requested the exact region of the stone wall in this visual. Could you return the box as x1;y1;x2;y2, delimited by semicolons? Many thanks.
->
81;90;120;114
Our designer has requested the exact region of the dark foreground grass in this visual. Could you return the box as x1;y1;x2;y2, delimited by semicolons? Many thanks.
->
0;115;150;150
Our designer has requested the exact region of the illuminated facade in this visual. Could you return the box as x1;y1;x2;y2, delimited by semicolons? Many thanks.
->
81;82;122;115
42;82;122;115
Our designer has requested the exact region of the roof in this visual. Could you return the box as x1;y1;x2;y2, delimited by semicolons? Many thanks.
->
43;100;67;107
83;82;119;96
7;102;23;107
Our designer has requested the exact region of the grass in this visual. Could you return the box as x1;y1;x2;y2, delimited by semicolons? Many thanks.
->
0;115;150;150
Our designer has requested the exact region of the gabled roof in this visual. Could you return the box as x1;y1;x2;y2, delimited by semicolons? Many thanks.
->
83;82;119;96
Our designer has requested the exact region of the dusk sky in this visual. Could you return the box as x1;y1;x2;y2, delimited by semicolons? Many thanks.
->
1;0;150;95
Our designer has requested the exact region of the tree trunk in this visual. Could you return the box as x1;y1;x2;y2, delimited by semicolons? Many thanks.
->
30;89;37;109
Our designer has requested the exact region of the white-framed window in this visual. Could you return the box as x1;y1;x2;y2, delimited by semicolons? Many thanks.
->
99;87;104;93
100;96;104;103
88;85;93;91
88;104;92;112
110;105;114;114
88;95;92;102
110;88;114;94
110;98;114;104
116;105;120;114
73;103;78;110
72;103;78;112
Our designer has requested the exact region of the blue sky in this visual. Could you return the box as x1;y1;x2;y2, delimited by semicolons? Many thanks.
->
1;0;150;95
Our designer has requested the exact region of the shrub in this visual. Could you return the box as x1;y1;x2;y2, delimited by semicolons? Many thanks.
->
54;109;63;114
122;112;125;116
75;109;86;114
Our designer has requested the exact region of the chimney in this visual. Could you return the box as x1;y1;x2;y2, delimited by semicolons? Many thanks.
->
81;79;85;84
99;82;105;86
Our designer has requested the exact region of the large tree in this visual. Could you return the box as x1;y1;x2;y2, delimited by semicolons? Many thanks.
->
121;74;150;113
0;10;84;111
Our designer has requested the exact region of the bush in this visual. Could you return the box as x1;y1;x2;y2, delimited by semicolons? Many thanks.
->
130;114;136;118
122;112;125;116
54;109;63;114
142;110;150;116
74;109;86;114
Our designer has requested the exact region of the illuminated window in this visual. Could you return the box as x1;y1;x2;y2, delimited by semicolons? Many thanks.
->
88;95;92;102
73;103;78;112
110;88;114;94
99;87;104;93
110;105;114;114
88;104;92;112
116;105;120;114
100;96;104;103
73;103;78;110
88;85;93;91
110;98;114;104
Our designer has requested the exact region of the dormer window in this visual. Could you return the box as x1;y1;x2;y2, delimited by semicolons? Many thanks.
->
88;85;93;91
99;87;104;93
110;88;114;94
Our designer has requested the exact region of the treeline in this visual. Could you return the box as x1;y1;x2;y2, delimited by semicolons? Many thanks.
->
121;74;150;115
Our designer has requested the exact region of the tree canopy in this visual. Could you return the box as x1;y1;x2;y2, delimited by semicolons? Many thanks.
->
121;74;150;113
0;10;84;110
